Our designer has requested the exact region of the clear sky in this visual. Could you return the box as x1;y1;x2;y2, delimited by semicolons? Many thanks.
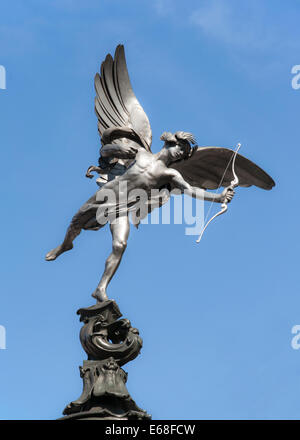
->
0;0;300;420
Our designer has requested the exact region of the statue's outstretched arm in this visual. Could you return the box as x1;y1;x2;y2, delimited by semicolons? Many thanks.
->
169;170;233;203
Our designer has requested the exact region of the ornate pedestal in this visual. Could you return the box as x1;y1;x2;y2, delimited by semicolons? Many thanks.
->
61;300;151;420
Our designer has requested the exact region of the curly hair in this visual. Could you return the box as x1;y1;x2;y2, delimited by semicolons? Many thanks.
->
174;131;196;145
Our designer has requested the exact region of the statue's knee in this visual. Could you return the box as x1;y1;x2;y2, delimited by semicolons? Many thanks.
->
112;240;127;254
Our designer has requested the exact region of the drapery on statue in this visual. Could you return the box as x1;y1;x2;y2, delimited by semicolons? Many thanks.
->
46;45;275;302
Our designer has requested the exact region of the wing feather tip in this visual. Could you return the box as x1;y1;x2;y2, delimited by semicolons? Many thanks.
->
265;178;276;190
115;44;125;59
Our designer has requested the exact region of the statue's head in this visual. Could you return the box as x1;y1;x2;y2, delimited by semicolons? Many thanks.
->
160;131;196;163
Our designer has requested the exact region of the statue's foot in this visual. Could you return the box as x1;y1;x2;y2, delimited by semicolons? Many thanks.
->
45;243;73;261
92;287;109;303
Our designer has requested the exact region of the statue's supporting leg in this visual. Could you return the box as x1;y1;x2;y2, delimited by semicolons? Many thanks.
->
92;215;129;302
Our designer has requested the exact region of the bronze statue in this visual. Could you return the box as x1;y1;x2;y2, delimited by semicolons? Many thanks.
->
46;45;275;302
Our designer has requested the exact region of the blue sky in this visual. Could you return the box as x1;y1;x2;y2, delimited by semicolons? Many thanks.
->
0;0;300;420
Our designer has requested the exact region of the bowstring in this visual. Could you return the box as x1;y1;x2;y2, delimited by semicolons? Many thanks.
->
202;150;236;226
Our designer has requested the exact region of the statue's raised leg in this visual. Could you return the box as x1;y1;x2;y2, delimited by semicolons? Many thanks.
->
45;208;98;261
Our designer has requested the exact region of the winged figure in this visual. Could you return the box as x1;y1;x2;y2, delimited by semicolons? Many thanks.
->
46;45;275;302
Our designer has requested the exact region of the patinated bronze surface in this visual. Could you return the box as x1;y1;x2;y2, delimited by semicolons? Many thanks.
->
61;301;150;420
46;45;275;303
46;45;275;419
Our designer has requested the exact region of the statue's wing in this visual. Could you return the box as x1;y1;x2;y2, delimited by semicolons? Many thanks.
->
94;45;152;151
170;147;275;190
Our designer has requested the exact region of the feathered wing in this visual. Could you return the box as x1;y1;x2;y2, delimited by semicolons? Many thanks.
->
170;147;275;190
94;44;152;151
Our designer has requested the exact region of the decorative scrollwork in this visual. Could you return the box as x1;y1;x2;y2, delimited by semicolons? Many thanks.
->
77;300;143;365
62;300;150;420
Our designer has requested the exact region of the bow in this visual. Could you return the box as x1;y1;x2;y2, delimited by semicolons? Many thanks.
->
196;143;241;243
